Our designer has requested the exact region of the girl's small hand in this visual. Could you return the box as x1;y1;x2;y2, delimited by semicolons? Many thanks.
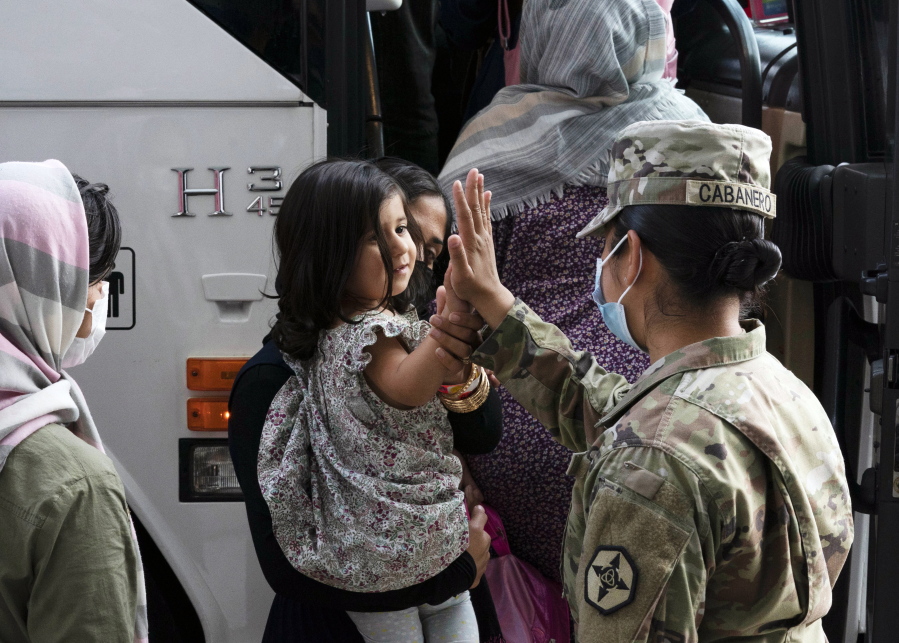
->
448;169;515;329
435;268;486;342
430;282;467;380
431;272;487;375
430;309;481;376
440;264;473;317
434;274;473;321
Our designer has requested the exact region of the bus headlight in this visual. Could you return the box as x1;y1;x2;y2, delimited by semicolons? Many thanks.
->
179;439;244;502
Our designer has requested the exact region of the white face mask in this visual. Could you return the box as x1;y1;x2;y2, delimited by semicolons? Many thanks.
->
62;281;109;369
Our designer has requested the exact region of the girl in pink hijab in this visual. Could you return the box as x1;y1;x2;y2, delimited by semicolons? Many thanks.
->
0;160;147;642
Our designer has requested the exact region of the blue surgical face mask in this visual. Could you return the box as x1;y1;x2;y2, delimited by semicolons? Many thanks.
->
592;236;644;352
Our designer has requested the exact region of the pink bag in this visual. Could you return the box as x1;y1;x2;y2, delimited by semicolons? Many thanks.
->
482;505;571;643
498;0;521;86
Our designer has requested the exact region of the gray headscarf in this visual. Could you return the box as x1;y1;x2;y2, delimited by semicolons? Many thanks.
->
439;0;709;219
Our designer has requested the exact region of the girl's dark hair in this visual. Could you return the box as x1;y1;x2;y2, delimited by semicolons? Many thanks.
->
374;157;453;299
72;174;122;284
609;204;782;315
270;158;425;360
373;157;453;241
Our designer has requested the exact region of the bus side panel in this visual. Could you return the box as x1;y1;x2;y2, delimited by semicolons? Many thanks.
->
0;104;317;642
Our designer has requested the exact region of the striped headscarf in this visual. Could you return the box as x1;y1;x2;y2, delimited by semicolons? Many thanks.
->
439;0;709;220
0;160;148;642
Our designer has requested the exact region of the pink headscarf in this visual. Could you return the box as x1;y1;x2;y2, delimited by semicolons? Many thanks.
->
0;159;94;456
655;0;680;80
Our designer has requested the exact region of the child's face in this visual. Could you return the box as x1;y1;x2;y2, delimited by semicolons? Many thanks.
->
345;193;417;309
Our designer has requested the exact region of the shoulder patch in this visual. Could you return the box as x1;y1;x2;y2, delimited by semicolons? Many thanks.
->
584;546;638;615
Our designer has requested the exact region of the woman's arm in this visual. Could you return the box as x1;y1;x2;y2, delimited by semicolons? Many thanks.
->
28;465;139;642
454;449;485;509
448;385;502;454
571;447;710;642
474;298;628;452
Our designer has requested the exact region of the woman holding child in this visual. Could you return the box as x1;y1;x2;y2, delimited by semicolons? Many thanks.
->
229;159;503;643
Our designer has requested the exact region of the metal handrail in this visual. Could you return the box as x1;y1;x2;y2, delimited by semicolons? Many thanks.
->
704;0;763;128
363;13;385;158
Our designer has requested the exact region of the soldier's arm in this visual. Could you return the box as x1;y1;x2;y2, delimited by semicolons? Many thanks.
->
572;446;714;643
473;299;630;451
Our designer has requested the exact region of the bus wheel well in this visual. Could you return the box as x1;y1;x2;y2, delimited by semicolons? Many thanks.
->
132;511;206;643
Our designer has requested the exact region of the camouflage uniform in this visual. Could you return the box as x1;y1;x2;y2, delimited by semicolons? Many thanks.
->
473;302;852;641
473;122;853;641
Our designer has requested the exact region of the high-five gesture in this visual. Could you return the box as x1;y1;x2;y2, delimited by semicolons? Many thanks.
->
446;169;515;329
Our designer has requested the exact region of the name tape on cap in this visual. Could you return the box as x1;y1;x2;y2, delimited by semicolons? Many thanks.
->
685;180;776;218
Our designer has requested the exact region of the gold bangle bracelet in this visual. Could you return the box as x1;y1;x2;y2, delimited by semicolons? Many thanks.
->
440;371;491;413
439;363;480;398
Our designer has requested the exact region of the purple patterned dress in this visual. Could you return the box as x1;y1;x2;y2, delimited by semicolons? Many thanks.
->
466;185;649;582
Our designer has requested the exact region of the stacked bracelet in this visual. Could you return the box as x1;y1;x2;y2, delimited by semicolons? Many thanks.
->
439;366;490;413
438;363;481;397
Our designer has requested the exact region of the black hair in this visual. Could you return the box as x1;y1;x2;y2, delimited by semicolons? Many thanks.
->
373;157;452;305
270;158;425;361
373;157;453;242
609;204;782;316
72;174;122;284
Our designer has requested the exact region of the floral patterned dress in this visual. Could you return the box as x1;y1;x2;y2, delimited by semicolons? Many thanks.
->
258;310;469;592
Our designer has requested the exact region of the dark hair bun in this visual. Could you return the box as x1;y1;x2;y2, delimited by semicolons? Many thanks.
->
73;175;110;197
713;238;782;291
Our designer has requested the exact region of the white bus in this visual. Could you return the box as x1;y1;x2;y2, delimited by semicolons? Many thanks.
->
2;0;892;640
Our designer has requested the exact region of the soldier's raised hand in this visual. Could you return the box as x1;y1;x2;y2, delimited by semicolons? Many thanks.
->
447;169;515;329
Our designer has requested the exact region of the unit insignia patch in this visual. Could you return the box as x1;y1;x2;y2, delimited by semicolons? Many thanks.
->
584;546;637;615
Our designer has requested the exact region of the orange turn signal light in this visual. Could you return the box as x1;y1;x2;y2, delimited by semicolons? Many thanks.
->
187;397;231;431
186;358;247;391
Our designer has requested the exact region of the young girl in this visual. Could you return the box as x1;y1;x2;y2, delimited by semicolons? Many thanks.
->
257;159;488;643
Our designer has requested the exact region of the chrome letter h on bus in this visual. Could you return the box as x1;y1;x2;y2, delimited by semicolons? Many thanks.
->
172;167;231;217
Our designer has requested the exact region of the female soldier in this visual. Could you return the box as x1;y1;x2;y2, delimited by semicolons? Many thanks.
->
433;121;853;640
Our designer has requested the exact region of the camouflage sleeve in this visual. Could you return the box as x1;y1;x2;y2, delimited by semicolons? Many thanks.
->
473;299;631;452
573;446;713;643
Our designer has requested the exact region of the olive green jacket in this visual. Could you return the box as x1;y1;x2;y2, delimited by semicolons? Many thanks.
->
0;424;139;643
474;300;853;642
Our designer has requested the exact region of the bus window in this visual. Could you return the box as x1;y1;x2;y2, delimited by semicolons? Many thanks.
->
187;0;326;107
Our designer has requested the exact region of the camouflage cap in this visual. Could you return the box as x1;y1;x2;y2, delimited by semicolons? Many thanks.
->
577;120;775;239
